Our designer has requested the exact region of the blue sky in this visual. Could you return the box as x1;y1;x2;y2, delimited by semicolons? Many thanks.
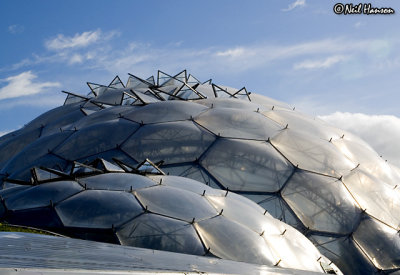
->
2;0;400;164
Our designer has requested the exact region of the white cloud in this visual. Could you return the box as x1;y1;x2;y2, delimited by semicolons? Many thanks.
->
294;55;347;70
0;71;60;100
282;0;306;12
45;29;117;51
8;24;24;34
319;112;400;166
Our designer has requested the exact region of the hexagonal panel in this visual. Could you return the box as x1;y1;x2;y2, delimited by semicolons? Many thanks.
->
122;121;215;164
116;213;204;255
55;190;143;228
194;107;281;140
282;171;361;234
201;139;293;192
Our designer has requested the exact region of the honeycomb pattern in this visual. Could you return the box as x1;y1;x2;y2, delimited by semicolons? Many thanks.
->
0;162;330;273
1;70;400;274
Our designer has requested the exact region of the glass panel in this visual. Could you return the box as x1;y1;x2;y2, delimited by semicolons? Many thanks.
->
160;164;222;189
353;216;400;270
310;234;376;275
206;192;283;235
0;128;41;168
1;131;73;176
195;215;277;266
5;181;83;211
148;175;223;196
264;225;323;272
23;103;82;132
77;149;138;168
194;85;215;98
194;107;281;140
135;185;217;222
248;93;292;110
271;129;356;177
201;139;293;192
195;98;260;110
7;154;71;182
0;185;29;199
124;101;207;124
333;137;399;187
122;121;215;165
116;213;204;255
41;109;86;137
108;76;125;89
263;109;344;141
54;120;139;161
91;90;124;106
55;190;143;228
79;173;156;191
343;168;400;229
256;195;304;230
282;171;361;234
71;106;136;130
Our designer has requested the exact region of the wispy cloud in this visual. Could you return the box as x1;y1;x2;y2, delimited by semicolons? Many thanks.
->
282;0;306;12
45;29;118;51
0;71;60;100
293;55;347;70
8;24;24;34
319;112;400;166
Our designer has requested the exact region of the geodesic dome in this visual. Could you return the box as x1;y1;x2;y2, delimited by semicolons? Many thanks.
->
0;70;399;274
0;160;333;274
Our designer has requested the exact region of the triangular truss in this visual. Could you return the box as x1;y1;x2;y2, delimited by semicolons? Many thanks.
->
62;91;89;106
212;84;251;101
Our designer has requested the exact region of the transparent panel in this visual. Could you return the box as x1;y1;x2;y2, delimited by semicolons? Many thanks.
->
206;192;283;235
0;185;29;199
160;164;222;189
1;131;73;176
148;175;223;196
353;216;400;270
194;85;215;98
124;101;207;124
343;168;400;229
116;213;204;255
255;195;304;231
271;129;356;177
122;121;215;165
0;128;41;168
201;139;293;192
310;235;376;275
282;171;360;234
91;90;124;106
55;190;143;228
23;102;83;132
7;154;71;182
264;225;323;272
64;93;87;105
108;76;125;89
194;108;281;140
195;98;261;110
249;93;292;110
79;173;156;191
54;120;139;161
135;185;217;222
263;110;344;141
77;148;138;168
5;181;82;211
126;75;151;89
41;109;87;137
333;137;399;187
195;215;277;266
